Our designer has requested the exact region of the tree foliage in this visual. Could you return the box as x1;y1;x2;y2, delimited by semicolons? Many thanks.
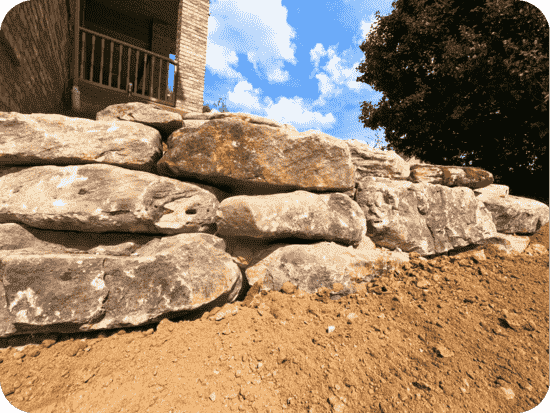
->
356;0;549;204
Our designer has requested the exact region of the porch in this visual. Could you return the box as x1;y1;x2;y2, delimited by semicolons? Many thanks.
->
70;0;190;118
72;26;178;118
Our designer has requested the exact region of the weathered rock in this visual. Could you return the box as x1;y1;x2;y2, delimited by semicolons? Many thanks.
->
474;184;509;198
0;233;242;336
0;223;159;257
0;112;162;173
344;139;410;180
96;102;184;139
158;118;356;195
479;195;549;234
215;190;366;245
409;164;494;189
472;233;531;255
245;241;407;297
355;177;498;255
0;164;220;235
182;111;286;128
0;105;547;339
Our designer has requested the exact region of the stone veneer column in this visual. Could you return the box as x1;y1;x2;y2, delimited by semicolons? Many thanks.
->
174;0;210;113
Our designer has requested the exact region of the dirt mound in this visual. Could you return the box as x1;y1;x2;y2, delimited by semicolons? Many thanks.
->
1;224;548;413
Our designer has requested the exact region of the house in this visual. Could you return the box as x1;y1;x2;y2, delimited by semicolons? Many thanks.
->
0;0;210;118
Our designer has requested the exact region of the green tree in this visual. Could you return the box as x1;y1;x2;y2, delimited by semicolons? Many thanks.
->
356;0;549;205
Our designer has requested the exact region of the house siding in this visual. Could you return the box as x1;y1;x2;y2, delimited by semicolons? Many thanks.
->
0;0;209;116
0;0;73;115
174;0;210;113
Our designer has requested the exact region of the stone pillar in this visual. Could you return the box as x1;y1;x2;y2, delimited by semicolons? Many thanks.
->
174;0;210;113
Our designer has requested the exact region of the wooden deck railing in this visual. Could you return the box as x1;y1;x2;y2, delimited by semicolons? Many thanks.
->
77;27;177;106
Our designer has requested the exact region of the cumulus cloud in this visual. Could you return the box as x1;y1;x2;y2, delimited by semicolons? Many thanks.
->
206;43;244;80
309;44;372;106
207;0;297;83
224;81;335;131
354;14;379;45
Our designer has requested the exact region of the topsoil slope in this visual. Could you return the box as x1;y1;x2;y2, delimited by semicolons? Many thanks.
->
0;224;548;413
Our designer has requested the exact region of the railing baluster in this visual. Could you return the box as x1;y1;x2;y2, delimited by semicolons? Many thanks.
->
117;44;122;90
172;61;178;104
99;37;105;85
79;31;86;79
126;46;131;92
157;58;162;100
141;52;147;96
150;56;155;98
134;50;140;95
108;40;114;88
89;35;96;82
77;27;178;106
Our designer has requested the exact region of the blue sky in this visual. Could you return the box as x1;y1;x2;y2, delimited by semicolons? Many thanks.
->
1;0;548;165
172;0;547;167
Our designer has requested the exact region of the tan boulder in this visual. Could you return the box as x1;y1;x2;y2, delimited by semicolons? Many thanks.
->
0;112;162;173
354;177;498;256
215;190;366;245
408;164;494;189
0;164;220;235
157;117;356;195
96;102;183;139
344;139;410;180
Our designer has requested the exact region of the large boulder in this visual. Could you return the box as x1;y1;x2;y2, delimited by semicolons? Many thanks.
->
157;117;356;196
215;190;366;246
0;233;242;337
96;102;184;139
0;164;220;235
0;112;162;173
409;164;494;189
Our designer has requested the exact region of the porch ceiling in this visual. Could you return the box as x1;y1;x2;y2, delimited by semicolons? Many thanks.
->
91;0;180;36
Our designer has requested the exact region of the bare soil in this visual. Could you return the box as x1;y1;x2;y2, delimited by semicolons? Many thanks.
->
0;224;548;413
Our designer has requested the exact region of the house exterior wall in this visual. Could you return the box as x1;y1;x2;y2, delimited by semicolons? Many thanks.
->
0;0;209;116
0;0;74;114
174;0;210;113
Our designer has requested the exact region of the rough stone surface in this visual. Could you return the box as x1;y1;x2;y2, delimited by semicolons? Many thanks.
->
409;164;494;189
245;241;408;297
0;112;162;173
344;139;410;181
0;233;242;336
355;177;498;256
480;195;549;234
96;102;183;140
0;104;547;340
0;164;220;235
158;118;356;195
215;190;366;245
474;184;509;198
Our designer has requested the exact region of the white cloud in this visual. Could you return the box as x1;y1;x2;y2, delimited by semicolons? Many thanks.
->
309;44;372;106
354;14;378;45
223;80;335;131
226;80;264;111
207;0;297;83
264;97;336;130
205;43;244;80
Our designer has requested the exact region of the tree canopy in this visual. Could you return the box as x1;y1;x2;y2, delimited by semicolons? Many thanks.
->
356;0;549;204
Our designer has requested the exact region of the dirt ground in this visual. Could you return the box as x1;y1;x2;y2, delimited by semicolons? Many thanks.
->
0;224;548;413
